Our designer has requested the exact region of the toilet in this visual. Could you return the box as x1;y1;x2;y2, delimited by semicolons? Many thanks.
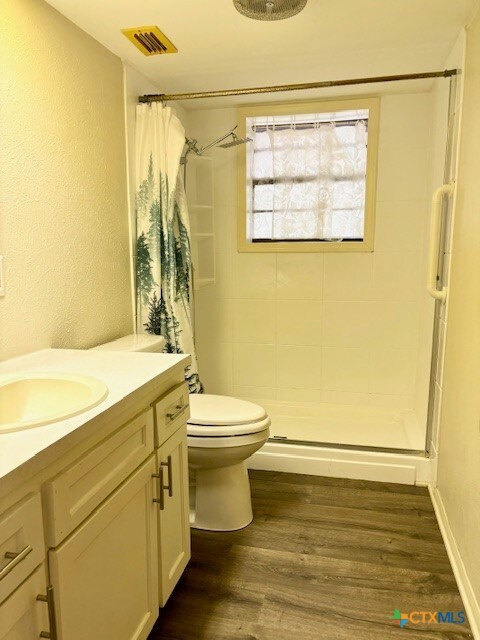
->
92;334;270;532
187;394;270;531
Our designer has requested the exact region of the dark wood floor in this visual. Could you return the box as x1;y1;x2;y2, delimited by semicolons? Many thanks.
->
149;470;472;640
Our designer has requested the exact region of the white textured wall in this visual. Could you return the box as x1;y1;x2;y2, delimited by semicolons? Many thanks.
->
437;6;480;616
0;0;132;361
189;93;434;418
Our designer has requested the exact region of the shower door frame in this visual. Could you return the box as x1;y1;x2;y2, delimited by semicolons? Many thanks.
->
424;74;459;456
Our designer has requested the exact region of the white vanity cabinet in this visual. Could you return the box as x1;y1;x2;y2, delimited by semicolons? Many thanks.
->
0;494;52;639
49;457;159;640
0;350;192;640
154;383;191;606
0;564;50;640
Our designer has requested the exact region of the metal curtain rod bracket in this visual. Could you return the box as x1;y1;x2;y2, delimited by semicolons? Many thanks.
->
139;69;458;103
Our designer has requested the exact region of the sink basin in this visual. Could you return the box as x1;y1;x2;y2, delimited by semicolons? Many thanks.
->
0;373;109;433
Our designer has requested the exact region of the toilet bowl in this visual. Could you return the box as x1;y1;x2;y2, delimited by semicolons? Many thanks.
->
188;394;270;531
91;335;270;532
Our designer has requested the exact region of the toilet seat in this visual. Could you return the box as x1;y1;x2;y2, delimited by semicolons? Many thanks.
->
188;416;271;438
187;394;270;438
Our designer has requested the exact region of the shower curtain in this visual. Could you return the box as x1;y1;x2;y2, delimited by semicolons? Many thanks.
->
135;102;202;393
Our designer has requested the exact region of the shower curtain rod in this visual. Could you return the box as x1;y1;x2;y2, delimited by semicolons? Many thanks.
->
139;69;458;103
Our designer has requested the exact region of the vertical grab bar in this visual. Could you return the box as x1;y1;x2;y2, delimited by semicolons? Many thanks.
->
427;182;454;303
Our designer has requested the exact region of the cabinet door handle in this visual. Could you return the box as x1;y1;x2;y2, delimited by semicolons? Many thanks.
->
37;585;58;640
166;404;186;423
161;455;173;498
1;544;32;581
152;467;165;510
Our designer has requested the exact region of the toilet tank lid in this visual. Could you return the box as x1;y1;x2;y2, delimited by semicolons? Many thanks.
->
92;334;166;353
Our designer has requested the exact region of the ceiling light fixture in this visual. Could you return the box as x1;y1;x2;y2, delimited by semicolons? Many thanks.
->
233;0;308;21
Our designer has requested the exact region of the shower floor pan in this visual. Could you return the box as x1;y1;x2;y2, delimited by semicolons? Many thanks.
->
247;400;430;485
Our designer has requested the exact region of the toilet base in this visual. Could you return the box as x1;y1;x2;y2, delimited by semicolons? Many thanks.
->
190;462;253;531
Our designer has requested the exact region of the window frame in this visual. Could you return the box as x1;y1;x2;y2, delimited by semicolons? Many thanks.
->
236;97;380;253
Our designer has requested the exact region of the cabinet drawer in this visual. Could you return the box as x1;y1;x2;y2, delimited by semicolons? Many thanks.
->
154;383;190;447
44;408;154;547
0;493;45;605
0;563;49;638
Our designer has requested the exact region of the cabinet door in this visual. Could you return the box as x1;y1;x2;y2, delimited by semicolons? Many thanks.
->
0;564;49;640
156;424;191;606
49;457;159;640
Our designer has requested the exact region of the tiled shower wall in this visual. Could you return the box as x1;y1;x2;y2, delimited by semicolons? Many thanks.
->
189;92;436;411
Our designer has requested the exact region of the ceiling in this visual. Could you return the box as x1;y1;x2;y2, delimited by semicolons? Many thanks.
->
46;0;477;108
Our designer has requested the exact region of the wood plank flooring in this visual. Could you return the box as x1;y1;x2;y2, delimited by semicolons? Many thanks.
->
148;470;472;640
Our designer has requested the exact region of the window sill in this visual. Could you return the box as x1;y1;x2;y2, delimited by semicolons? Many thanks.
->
237;238;374;253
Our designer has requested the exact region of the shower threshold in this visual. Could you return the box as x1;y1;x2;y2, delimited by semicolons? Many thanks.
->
268;436;425;457
247;399;431;485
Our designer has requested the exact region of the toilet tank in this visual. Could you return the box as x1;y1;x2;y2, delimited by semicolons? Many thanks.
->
91;334;166;353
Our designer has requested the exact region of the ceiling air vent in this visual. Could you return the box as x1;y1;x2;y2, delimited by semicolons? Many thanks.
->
121;26;177;56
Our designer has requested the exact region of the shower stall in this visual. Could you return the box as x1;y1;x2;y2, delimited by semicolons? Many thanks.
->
175;64;462;484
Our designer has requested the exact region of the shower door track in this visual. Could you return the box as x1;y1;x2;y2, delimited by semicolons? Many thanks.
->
269;437;425;457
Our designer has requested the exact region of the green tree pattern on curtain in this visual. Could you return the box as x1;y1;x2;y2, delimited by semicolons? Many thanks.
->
135;103;203;393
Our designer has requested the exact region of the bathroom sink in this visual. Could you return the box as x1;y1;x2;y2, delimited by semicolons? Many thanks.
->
0;373;109;433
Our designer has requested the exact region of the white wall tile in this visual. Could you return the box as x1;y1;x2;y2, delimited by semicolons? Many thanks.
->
276;388;323;403
322;347;370;393
233;299;276;344
233;343;275;387
232;253;276;299
276;299;322;345
209;251;233;299
374;199;425;253
322;301;373;348
367;394;413;410
197;341;233;395
276;345;322;390
324;253;374;301
378;94;433;150
370;301;420;349
195;290;233;344
376;145;430;202
368;347;417;396
276;254;324;300
320;390;372;407
233;386;277;401
373;252;422;301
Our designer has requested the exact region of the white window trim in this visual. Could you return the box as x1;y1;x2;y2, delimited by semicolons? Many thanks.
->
236;97;380;253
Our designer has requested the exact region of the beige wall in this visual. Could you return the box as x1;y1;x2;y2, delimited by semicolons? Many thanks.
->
436;5;480;615
189;92;434;417
0;0;132;361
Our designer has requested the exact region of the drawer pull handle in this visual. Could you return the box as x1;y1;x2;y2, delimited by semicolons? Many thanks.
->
1;544;32;581
166;404;186;423
37;585;58;640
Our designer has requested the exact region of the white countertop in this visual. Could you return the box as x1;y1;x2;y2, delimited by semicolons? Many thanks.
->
0;348;190;482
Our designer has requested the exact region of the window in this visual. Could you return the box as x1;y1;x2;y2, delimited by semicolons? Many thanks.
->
237;99;379;252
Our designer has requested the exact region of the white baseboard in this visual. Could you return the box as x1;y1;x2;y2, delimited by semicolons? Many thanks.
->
429;485;480;639
249;441;431;485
